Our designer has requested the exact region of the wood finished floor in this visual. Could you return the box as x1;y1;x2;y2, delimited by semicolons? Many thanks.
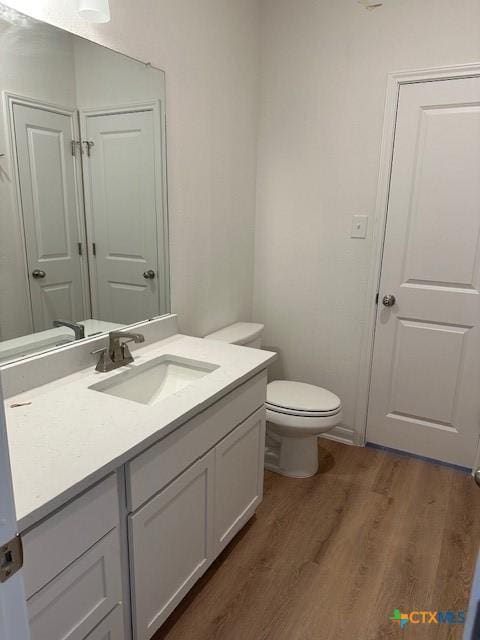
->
153;441;480;640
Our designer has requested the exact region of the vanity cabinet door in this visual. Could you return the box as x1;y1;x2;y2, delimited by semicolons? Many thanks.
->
85;606;125;640
214;407;266;556
129;450;215;640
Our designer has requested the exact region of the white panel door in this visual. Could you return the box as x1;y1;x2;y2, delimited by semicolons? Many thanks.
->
129;450;215;640
0;382;30;640
367;77;480;467
12;103;86;332
83;108;161;324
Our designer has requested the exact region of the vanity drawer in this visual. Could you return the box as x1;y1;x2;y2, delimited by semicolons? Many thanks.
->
127;370;267;511
27;528;123;640
23;474;119;598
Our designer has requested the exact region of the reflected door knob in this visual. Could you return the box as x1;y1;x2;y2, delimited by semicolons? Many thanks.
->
143;270;156;280
382;294;396;307
32;269;46;279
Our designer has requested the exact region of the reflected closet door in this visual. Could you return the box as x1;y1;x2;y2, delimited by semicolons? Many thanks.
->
12;101;87;331
81;105;163;325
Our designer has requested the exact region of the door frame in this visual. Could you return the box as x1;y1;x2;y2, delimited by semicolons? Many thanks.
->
0;379;30;640
79;99;170;321
355;62;480;456
3;91;92;324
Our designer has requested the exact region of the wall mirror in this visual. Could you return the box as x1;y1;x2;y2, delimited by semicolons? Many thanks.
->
0;3;169;366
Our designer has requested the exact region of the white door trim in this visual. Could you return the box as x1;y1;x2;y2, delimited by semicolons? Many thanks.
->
355;62;480;450
79;99;170;320
3;91;92;322
0;379;30;640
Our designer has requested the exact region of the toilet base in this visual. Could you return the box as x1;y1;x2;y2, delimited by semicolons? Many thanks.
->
265;432;319;478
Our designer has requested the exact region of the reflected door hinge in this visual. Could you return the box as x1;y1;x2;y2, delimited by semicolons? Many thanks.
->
0;534;23;583
78;242;83;256
71;140;81;156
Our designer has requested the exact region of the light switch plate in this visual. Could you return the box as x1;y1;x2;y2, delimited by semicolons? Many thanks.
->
351;215;368;239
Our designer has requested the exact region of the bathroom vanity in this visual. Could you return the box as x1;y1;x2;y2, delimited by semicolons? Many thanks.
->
3;316;276;640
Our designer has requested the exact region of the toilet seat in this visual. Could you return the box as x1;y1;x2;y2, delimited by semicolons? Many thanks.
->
266;406;342;434
266;381;341;417
265;403;341;418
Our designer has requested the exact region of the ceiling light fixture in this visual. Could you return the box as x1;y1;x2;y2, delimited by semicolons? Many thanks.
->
78;0;111;23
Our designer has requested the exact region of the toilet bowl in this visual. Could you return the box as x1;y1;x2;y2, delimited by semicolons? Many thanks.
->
204;322;343;478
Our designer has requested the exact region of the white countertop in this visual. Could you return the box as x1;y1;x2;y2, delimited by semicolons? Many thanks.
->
5;334;276;531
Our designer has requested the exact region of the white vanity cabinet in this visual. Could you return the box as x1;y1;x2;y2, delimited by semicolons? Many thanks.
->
23;475;124;640
16;370;268;640
127;373;267;640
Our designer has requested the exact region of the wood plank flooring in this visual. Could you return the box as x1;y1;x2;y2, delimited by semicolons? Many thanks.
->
153;441;480;640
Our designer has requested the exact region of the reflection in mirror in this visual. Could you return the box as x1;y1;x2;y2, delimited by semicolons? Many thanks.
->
0;3;169;365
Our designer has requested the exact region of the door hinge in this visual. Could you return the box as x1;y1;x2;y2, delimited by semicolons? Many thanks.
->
92;242;96;256
78;242;82;256
0;534;23;583
375;292;379;305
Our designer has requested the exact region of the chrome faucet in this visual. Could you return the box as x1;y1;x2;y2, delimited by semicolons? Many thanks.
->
53;319;85;340
93;330;145;372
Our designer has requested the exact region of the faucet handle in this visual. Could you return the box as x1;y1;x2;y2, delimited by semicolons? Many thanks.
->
90;347;106;355
121;342;134;364
91;347;114;373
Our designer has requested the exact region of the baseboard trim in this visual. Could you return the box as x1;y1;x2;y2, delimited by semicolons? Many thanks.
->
319;425;355;446
366;442;472;474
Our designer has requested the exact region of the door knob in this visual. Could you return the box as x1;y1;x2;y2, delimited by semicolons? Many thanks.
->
143;270;156;280
474;468;480;488
32;269;46;279
382;294;396;307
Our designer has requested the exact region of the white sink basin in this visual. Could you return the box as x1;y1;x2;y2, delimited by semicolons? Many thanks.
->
89;354;219;405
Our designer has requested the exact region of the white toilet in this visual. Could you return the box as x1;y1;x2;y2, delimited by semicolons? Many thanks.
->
205;322;343;478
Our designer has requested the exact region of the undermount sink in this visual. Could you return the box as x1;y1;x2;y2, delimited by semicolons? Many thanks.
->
89;354;219;405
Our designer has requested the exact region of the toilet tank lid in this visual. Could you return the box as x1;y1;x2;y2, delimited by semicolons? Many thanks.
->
204;322;264;345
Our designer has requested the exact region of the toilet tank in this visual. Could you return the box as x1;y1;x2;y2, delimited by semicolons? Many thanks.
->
204;322;264;348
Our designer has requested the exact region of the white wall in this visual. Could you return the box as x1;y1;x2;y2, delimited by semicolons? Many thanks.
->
254;0;480;441
0;17;77;340
73;38;165;108
3;0;260;337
